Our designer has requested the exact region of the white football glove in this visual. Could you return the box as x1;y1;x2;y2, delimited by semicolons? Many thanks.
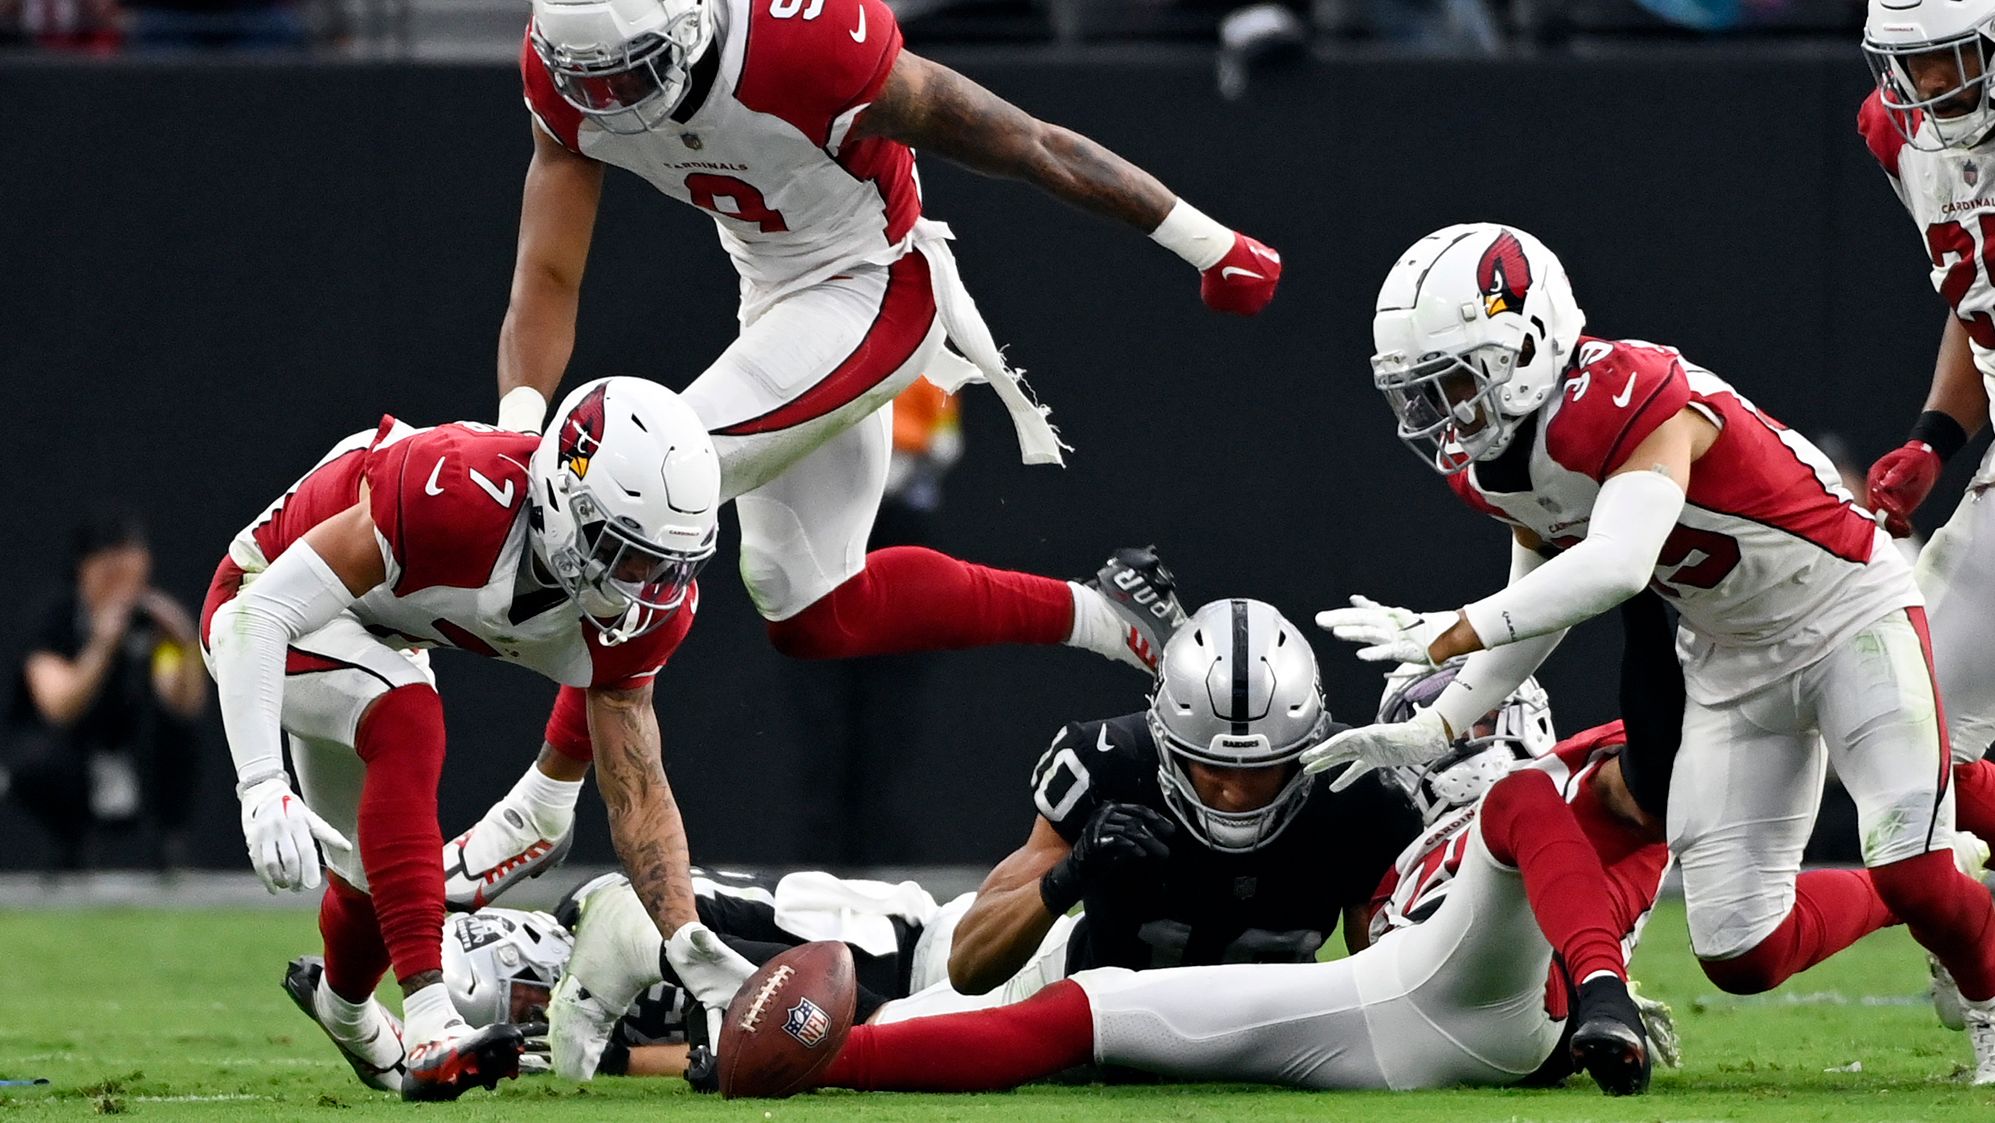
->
237;776;351;893
1315;595;1458;667
1299;708;1454;792
1629;981;1682;1068
666;921;759;1049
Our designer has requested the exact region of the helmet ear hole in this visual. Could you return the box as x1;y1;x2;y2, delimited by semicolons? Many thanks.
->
1518;334;1538;367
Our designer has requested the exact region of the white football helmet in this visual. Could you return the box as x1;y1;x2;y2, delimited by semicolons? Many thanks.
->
530;377;720;645
442;908;576;1028
1147;599;1334;854
1865;0;1995;151
1371;224;1585;473
530;0;715;135
1376;658;1557;827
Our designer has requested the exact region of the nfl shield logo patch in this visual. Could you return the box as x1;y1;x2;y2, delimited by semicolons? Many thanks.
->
783;997;831;1048
1967;160;1980;188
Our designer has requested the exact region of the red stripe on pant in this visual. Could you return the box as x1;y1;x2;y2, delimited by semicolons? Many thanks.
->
714;250;936;437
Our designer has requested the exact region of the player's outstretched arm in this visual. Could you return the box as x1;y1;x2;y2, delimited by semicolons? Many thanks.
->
853;51;1281;315
948;817;1074;994
1868;313;1992;538
497;123;607;434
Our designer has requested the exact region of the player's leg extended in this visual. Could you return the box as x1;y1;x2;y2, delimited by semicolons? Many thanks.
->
1819;610;1995;1080
1672;691;1893;993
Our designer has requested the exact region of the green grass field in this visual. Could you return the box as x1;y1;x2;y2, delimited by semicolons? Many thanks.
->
5;900;1994;1121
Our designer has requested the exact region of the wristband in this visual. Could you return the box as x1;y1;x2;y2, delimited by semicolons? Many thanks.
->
1148;198;1234;272
498;386;551;435
1039;860;1083;915
234;767;287;798
1910;410;1969;463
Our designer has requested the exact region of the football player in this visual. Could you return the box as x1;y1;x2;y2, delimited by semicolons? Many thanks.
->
934;598;1423;1000
1306;223;1995;1081
806;673;1674;1096
1859;2;1995;896
200;378;761;1100
447;0;1254;899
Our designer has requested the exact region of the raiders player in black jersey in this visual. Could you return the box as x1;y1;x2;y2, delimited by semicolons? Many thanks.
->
945;598;1422;996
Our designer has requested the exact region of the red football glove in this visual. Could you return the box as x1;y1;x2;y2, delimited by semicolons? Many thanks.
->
1201;233;1282;316
1866;441;1943;539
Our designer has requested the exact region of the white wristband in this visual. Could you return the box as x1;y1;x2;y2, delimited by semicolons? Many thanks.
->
1149;198;1235;271
498;386;550;435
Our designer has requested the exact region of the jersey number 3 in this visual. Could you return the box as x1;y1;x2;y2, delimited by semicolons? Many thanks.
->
686;173;789;234
1928;215;1995;348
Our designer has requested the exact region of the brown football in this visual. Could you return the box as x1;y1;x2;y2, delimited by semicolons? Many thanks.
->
717;940;858;1099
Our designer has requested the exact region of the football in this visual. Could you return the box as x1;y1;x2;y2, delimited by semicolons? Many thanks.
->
716;940;858;1099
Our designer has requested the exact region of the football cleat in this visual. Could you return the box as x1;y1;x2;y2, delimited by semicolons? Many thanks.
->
1966;998;1995;1085
1933;831;1993;1032
401;1023;525;1102
549;877;661;1079
281;955;407;1094
1569;976;1652;1096
442;801;576;911
1084;546;1189;672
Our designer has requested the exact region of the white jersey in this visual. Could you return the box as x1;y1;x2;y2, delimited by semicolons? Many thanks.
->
221;417;693;691
1860;91;1995;407
1448;337;1918;704
522;0;919;315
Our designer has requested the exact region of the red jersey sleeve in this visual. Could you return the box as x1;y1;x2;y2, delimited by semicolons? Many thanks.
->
585;583;699;690
1858;89;1909;181
521;25;585;153
365;422;540;597
1543;340;1695;483
735;0;902;147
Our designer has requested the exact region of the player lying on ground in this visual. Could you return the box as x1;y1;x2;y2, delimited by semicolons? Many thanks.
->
201;379;760;1100
1860;9;1995;1019
530;598;1421;1079
445;0;1255;899
790;667;1673;1096
1305;223;1995;1082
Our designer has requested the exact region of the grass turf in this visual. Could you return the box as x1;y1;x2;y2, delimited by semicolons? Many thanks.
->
3;900;1994;1120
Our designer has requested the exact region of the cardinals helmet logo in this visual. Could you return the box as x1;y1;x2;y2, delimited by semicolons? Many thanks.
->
1477;230;1533;318
557;384;608;479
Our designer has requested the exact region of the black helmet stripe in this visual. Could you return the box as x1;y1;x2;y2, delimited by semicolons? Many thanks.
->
1231;598;1251;735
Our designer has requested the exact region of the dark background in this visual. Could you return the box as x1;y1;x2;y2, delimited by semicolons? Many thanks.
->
2;46;1974;871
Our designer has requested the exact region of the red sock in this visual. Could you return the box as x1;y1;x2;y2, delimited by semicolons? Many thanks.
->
353;684;449;985
1700;869;1895;994
766;546;1074;660
817;980;1094;1091
542;685;592;763
1872;848;1995;1002
1479;769;1627;984
318;874;390;1002
1954;760;1995;842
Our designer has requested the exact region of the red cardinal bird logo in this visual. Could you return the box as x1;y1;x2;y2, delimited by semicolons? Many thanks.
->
1477;230;1534;318
557;384;608;479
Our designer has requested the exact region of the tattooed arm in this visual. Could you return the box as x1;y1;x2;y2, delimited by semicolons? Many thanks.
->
587;682;698;936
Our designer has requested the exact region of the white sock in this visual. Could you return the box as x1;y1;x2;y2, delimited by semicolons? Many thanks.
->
315;980;374;1034
1063;581;1126;660
511;765;582;835
400;982;464;1045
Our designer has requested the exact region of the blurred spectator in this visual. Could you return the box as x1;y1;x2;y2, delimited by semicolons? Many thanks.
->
786;379;963;866
9;0;124;51
4;513;206;871
122;0;306;50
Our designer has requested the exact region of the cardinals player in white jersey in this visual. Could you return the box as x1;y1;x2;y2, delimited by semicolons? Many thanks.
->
1304;223;1995;1082
1859;1;1995;875
444;0;1274;904
786;677;1672;1098
200;378;766;1100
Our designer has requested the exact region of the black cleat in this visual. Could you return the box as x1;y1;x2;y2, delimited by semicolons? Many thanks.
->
401;1023;525;1102
1083;546;1189;672
281;955;407;1094
1570;976;1652;1096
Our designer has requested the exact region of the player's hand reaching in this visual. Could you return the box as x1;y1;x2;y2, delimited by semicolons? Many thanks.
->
1300;708;1453;792
237;776;352;893
665;922;759;1049
1201;233;1282;316
1040;803;1176;913
1316;596;1458;667
1866;441;1943;539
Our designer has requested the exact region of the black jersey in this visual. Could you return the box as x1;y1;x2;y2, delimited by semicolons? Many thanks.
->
1029;712;1423;974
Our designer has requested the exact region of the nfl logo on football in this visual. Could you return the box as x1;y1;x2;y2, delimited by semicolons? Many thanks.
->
783;997;831;1048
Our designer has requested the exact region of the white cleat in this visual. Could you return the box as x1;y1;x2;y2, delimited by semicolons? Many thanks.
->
1967;998;1995;1086
442;798;575;911
281;956;407;1093
548;876;663;1080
